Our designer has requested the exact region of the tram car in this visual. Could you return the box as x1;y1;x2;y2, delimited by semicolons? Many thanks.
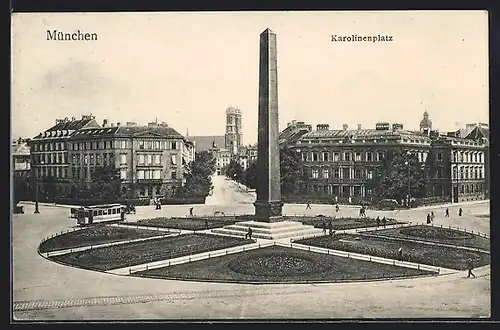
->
73;204;126;226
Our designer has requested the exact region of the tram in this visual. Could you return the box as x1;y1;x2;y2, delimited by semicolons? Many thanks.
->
73;204;126;226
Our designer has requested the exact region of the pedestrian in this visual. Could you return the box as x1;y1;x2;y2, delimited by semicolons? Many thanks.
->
245;227;253;240
328;221;333;237
397;247;403;260
445;208;450;218
431;212;435;222
335;196;338;204
189;207;194;216
348;197;352;204
426;213;431;224
376;216;380;227
322;221;327;235
306;202;311;210
459;207;463;217
382;216;387;228
336;204;339;213
154;197;160;210
204;218;209;230
466;258;476;278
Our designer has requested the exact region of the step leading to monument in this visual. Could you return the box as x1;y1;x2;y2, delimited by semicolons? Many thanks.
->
211;220;321;240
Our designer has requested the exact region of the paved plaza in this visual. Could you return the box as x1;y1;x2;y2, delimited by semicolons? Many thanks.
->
12;176;491;320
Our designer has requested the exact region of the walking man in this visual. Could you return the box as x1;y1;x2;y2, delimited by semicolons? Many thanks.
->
204;218;209;230
431;211;435;222
382;216;387;228
306;202;311;210
328;221;334;237
322;221;327;235
445;208;450;218
189;207;194;216
466;258;476;278
426;213;431;224
376;216;380;227
336;204;339;213
459;207;463;217
245;227;253;240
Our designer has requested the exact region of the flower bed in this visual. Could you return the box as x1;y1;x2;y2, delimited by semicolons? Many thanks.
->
49;233;253;271
135;217;238;230
135;245;432;283
296;234;490;271
39;225;167;253
293;216;404;231
365;225;490;251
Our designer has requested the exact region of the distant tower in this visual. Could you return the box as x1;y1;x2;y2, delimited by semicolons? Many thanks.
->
225;106;243;154
420;111;432;134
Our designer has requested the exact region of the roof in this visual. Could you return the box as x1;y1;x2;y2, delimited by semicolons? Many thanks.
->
301;129;433;142
34;118;99;139
187;136;226;151
12;142;30;156
69;125;183;139
465;125;489;144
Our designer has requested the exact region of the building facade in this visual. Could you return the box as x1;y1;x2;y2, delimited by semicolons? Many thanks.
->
30;115;100;199
12;138;31;178
282;112;487;203
30;115;192;201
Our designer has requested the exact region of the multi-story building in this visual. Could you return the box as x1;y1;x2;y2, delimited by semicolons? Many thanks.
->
463;123;489;198
282;112;488;203
30;115;192;201
225;106;242;155
12;138;31;178
67;120;191;199
30;115;100;198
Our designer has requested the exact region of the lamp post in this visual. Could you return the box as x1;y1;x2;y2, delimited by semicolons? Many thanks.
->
34;178;40;214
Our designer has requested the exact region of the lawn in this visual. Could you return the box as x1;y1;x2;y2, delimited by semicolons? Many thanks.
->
292;216;404;231
49;233;253;271
296;234;490;271
135;245;432;283
39;225;167;253
135;217;238;230
366;225;490;251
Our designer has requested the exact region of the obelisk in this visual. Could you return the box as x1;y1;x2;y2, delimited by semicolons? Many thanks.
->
254;28;284;222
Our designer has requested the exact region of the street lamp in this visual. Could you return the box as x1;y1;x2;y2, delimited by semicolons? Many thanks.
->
34;160;44;214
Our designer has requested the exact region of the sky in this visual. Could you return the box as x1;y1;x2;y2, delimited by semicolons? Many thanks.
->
11;11;489;145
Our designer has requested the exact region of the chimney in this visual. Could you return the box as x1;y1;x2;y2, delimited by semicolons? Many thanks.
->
117;122;121;127
316;124;330;131
102;119;108;127
342;124;348;131
392;123;403;131
357;124;362;130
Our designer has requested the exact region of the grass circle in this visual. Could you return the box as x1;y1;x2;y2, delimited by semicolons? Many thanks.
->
399;226;475;240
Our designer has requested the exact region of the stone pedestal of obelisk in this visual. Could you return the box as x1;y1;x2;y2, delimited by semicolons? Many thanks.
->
254;28;284;222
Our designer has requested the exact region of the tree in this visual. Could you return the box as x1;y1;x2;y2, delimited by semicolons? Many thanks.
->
366;149;426;201
85;165;122;200
224;159;244;183
241;147;305;196
280;147;305;196
13;176;30;208
178;151;216;197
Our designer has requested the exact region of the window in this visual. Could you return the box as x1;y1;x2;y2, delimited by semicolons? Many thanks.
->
465;167;469;179
334;168;340;178
474;167;478;179
323;152;329;162
366;152;373;162
55;143;60;151
479;153;483;163
302;153;307;162
355;153;361;161
146;154;152;165
313;153;318;162
437;168;443;178
344;152;351;161
120;169;127;180
460;167;464;180
343;168;350;179
139;140;144;149
334;153;340;162
96;154;101;165
367;169;373;179
137;170;144;179
171;141;177;150
354;169;361;178
171;155;177;165
154;154;161;164
120;154;127;164
323;168;329;179
312;168;319;179
153;170;161;179
121;140;127;149
144;170;151;179
153;141;160;149
84;155;88;165
453;167;457;179
171;170;177;179
377;152;384;161
479;168;483;178
437;153;442;162
138;154;145;164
